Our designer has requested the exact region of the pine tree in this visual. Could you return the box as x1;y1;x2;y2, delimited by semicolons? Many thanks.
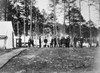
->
6;0;45;36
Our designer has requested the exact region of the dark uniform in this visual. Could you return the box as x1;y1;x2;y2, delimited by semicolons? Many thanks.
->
39;37;41;48
53;38;56;47
28;38;34;47
61;37;65;47
44;38;48;47
80;37;84;48
50;38;53;47
65;37;70;48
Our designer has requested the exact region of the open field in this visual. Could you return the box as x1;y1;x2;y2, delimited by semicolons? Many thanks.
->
0;47;97;73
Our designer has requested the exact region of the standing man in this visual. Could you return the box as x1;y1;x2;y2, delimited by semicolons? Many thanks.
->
80;37;84;48
44;37;48;47
74;37;77;47
53;37;57;47
67;36;70;48
39;36;41;48
28;37;34;47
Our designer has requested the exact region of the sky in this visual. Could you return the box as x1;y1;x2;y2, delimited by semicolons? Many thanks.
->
35;0;50;13
35;0;99;27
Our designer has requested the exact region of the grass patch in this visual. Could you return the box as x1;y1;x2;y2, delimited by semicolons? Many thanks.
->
0;47;96;73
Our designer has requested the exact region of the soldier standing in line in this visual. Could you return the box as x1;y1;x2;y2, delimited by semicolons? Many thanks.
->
80;37;84;48
74;37;77;47
67;36;70;48
28;37;34;47
39;36;41;48
61;37;65;47
50;38;53;48
44;37;48;47
53;37;57;47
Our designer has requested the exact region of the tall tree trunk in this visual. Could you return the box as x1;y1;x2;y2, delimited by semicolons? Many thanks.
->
88;0;92;43
5;0;8;21
54;0;58;47
30;0;33;39
16;0;20;38
35;13;38;35
63;1;65;34
54;0;56;35
24;1;26;46
24;18;26;46
98;0;100;20
68;1;71;36
79;0;82;37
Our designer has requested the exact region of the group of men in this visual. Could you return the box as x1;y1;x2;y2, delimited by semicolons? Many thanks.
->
49;36;70;48
27;35;88;48
73;37;84;48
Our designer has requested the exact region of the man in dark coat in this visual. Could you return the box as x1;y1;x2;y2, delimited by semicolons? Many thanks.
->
50;38;53;47
39;36;41;48
61;37;65;47
44;37;48;47
28;37;34;47
65;36;70;48
53;37;57;47
80;37;84;48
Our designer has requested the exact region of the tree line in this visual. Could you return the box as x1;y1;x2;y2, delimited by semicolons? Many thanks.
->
0;0;99;39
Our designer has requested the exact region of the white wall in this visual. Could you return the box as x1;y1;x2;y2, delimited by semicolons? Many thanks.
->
0;21;13;49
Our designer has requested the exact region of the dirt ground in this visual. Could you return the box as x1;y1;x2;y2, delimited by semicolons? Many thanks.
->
0;47;97;73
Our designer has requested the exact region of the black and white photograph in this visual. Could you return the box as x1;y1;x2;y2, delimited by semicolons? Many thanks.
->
0;0;100;73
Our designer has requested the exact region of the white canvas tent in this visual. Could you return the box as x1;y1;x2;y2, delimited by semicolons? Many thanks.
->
0;21;14;49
